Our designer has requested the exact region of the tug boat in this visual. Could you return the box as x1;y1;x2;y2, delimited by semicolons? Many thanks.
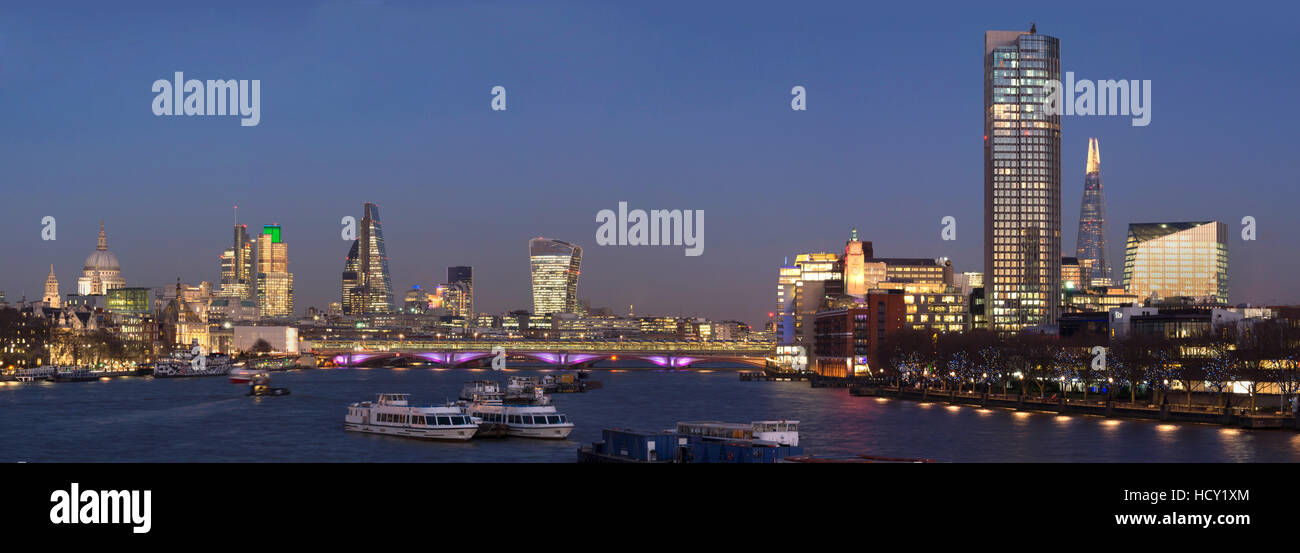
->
247;373;290;397
345;393;479;441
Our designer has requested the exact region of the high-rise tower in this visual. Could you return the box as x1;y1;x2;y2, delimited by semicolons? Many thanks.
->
529;238;582;315
984;25;1062;331
1075;138;1109;286
447;266;474;318
219;207;255;300
342;202;394;314
256;224;294;317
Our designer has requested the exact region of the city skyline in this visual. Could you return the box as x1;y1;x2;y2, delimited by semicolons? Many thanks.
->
2;5;1296;325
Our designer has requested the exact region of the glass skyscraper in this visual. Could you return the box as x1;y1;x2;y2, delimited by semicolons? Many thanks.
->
447;266;473;318
219;212;255;300
1122;222;1228;304
984;25;1062;331
529;238;582;315
1075;138;1109;286
342;202;394;315
256;224;294;317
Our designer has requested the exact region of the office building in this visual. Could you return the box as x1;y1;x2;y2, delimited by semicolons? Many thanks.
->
342;202;394;315
447;266;474;318
529;237;582;315
1122;221;1228;304
984;25;1062;331
256;225;294;317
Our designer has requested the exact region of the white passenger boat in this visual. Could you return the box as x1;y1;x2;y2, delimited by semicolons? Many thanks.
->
460;398;574;439
345;393;479;441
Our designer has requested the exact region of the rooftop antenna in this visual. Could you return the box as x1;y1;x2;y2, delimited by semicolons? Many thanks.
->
1030;22;1037;34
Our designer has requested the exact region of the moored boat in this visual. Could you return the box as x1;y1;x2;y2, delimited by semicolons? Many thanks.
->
345;393;479;441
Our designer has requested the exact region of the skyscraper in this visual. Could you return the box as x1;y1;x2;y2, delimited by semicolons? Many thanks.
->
1122;222;1228;304
342;202;394;315
529;238;582;315
218;208;255;300
447;266;474;317
256;224;294;317
1075;138;1110;286
984;25;1062;331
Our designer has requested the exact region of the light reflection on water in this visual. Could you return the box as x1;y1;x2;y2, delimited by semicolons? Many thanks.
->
1;368;1298;462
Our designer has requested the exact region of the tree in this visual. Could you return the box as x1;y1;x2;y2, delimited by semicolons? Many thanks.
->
1204;338;1236;409
1144;342;1177;407
1109;338;1147;406
250;338;274;356
974;333;1004;397
1174;338;1209;409
1049;347;1081;401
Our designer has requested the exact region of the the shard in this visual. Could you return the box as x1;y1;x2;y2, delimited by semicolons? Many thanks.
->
1075;138;1109;286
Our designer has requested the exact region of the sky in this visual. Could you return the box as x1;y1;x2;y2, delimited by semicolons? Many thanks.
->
2;1;1297;327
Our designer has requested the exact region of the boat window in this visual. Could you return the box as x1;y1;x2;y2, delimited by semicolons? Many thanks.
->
558;415;567;424
546;415;560;424
437;416;452;426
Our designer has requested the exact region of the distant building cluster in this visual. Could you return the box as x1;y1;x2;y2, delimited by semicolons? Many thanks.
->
761;25;1243;378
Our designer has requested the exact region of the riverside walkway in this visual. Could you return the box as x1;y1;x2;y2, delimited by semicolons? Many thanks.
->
848;384;1297;430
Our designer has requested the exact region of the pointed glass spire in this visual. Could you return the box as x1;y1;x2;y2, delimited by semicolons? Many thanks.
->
1086;138;1101;174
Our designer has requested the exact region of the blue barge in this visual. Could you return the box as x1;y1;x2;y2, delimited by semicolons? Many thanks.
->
577;421;803;463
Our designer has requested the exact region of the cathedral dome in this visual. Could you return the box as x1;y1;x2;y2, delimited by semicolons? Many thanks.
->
78;222;126;296
84;249;121;271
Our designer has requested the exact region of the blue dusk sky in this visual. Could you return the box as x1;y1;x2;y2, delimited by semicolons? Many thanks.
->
1;1;1297;326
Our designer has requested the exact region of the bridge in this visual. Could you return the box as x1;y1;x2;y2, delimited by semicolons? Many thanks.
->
311;338;774;369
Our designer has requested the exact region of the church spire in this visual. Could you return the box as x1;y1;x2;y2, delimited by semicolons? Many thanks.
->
1086;137;1101;174
97;221;107;251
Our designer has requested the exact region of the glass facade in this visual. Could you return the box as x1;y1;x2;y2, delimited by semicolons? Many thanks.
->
529;238;582;315
447;266;474;318
1075;138;1109;285
218;222;254;300
256;225;294;317
984;28;1062;331
342;202;394;315
106;287;151;314
1122;222;1229;304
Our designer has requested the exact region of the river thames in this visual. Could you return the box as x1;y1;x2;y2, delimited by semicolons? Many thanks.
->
4;367;1300;462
